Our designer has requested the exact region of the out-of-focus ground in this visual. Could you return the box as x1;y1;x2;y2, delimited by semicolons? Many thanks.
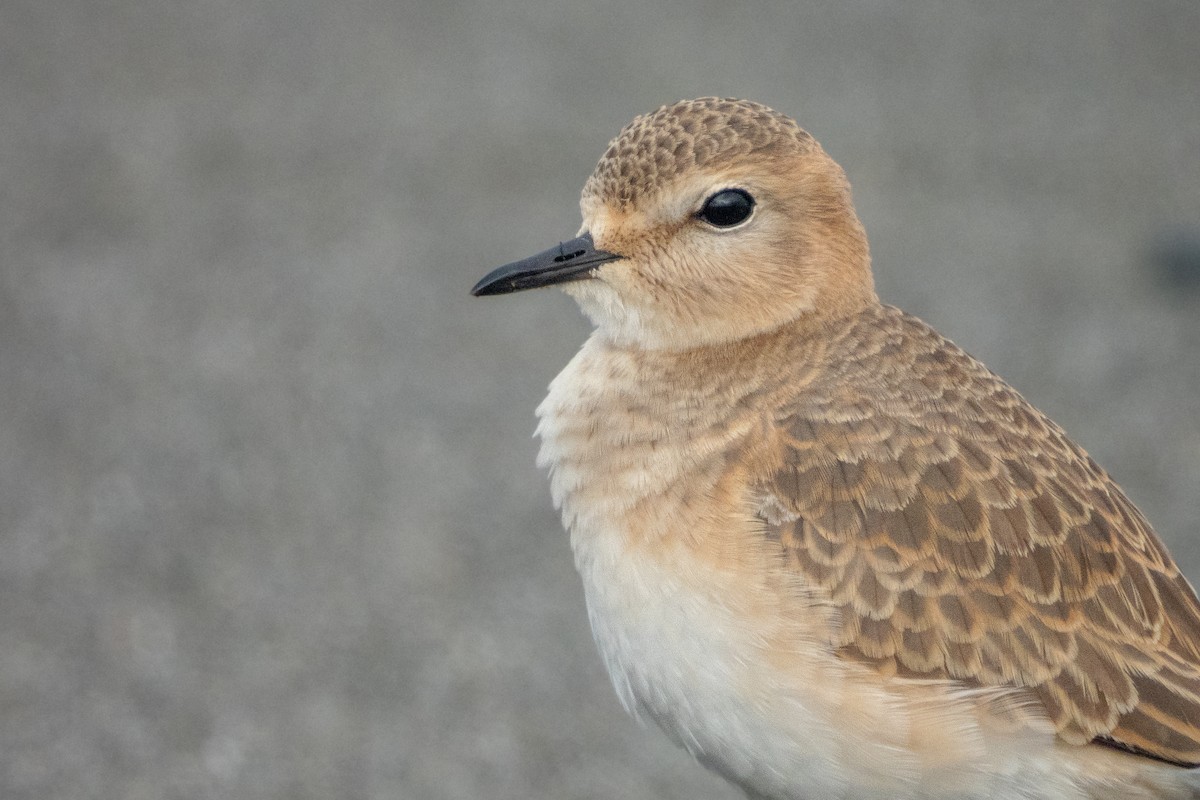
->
2;2;1199;798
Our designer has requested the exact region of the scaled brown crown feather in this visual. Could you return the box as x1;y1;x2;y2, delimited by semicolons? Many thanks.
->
584;98;817;208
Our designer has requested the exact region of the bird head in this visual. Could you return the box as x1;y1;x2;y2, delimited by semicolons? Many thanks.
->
473;98;877;350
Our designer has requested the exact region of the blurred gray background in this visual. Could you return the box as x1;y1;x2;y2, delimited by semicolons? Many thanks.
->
2;1;1199;798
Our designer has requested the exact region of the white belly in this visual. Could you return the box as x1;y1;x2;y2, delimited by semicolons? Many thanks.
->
575;528;907;800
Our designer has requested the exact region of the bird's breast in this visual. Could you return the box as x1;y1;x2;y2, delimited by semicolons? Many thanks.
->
533;337;914;797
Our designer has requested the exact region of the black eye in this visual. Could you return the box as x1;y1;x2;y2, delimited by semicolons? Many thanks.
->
698;189;755;228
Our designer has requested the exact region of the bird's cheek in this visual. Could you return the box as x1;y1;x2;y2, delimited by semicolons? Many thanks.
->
562;269;631;322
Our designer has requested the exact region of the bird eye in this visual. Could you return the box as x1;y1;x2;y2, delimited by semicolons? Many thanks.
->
698;189;755;228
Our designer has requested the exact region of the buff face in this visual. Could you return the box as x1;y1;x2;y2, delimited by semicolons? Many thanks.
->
569;98;874;350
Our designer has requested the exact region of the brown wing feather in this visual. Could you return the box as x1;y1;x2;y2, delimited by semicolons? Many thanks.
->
759;306;1200;765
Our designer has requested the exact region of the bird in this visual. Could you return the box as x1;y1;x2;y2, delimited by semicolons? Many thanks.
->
471;98;1200;799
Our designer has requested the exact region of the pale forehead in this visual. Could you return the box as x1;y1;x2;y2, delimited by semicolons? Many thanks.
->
583;98;815;209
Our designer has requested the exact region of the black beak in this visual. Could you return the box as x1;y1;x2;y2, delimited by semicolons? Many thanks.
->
471;233;622;296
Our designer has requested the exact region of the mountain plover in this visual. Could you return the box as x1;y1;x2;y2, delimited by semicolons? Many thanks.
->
471;98;1200;799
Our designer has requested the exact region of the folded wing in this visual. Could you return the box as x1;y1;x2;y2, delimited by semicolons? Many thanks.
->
758;308;1200;765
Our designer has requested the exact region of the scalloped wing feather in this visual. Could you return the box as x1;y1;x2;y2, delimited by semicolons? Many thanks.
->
759;306;1200;766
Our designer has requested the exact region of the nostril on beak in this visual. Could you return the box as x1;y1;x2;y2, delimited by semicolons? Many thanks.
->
553;249;587;264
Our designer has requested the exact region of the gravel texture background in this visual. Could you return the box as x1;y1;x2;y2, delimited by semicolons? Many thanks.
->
2;2;1199;798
